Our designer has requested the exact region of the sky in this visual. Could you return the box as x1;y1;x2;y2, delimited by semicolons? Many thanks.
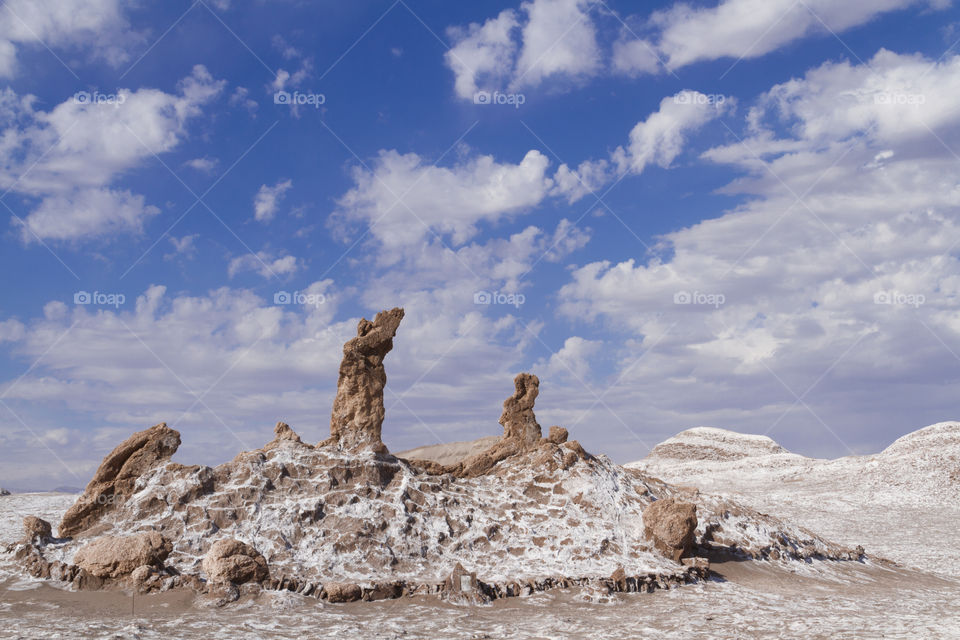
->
1;0;960;490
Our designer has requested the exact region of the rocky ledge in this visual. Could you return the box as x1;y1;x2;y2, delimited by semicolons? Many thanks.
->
5;307;866;606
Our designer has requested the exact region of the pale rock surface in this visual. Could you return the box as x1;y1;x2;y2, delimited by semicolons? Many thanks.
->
59;423;180;538
642;498;697;561
202;538;269;585
323;308;404;454
22;516;52;543
73;532;172;578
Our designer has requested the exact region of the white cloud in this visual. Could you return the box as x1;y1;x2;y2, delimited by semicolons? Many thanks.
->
611;37;661;77
335;149;554;254
2;66;224;243
555;51;960;452
613;90;733;175
165;234;199;261
253;179;293;223
537;336;601;380
650;0;940;71
228;251;300;279
16;188;158;243
513;0;601;88
446;9;519;99
445;0;600;99
186;157;218;173
0;0;142;77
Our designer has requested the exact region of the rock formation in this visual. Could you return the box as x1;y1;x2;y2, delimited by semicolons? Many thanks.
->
202;538;269;585
73;532;172;579
499;373;542;446
22;516;52;543
0;487;10;496
322;307;404;454
59;422;180;538
642;497;698;561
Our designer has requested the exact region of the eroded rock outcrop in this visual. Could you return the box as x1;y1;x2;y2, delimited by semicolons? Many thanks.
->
22;516;52;544
202;538;269;585
643;497;698;561
59;423;181;538
322;307;404;454
73;532;172;578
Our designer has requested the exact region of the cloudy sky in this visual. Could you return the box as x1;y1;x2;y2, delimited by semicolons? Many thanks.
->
1;0;959;489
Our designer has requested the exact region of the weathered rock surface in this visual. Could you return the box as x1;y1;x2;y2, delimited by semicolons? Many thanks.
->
263;421;304;452
73;532;172;578
22;516;52;543
643;497;698;561
436;373;579;478
59;422;181;538
322;307;404;454
323;581;363;603
202;538;269;585
500;373;542;446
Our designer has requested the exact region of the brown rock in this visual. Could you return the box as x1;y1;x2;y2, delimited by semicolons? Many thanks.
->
73;532;172;578
546;426;568;444
323;308;404;453
59;423;181;538
643;497;698;561
202;538;269;585
324;581;363;602
499;373;542;447
129;565;155;587
23;516;52;543
442;562;487;603
263;421;305;452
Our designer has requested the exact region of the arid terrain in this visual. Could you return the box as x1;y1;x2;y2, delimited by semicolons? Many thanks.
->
1;310;958;638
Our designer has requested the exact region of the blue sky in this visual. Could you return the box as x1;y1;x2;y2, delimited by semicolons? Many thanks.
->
2;0;960;489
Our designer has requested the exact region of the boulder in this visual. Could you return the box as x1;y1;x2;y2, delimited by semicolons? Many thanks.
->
22;516;52;543
59;423;181;537
323;308;404;453
546;426;568;444
643;497;698;561
0;487;10;496
202;538;269;585
324;581;363;603
73;532;172;579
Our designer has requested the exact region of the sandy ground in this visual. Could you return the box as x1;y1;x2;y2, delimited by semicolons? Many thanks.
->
1;555;957;639
394;436;500;466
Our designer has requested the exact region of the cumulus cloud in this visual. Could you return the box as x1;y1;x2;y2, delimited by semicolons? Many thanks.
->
446;0;600;99
335;149;554;254
0;0;142;77
556;50;960;453
253;179;293;223
1;65;224;243
228;251;300;279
